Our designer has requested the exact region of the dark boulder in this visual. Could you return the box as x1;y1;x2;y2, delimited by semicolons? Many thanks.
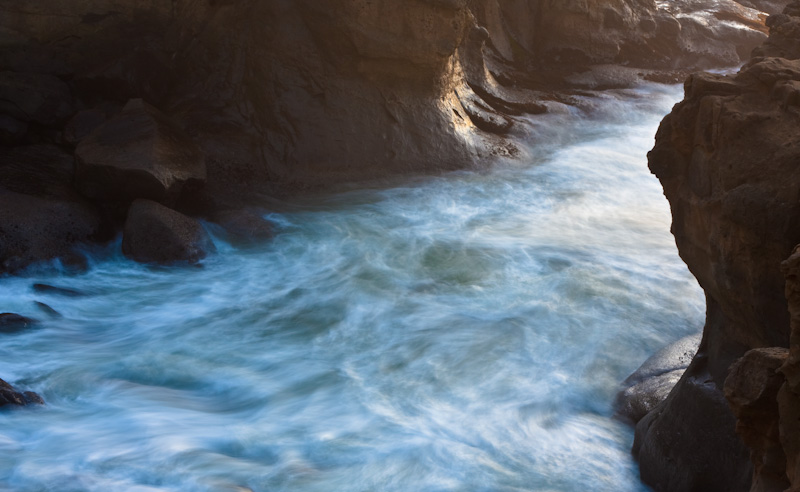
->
616;334;700;423
0;378;44;407
122;199;216;264
0;145;102;274
75;99;206;205
0;313;38;334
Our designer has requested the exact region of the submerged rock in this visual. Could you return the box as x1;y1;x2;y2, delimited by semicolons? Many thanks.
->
0;313;38;334
32;283;86;298
211;209;274;246
0;378;44;407
122;199;216;264
75;99;206;205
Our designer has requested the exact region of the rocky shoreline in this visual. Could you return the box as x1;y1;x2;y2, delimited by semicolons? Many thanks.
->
1;0;797;489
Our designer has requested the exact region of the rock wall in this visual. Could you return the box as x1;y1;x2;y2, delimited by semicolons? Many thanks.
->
637;2;800;490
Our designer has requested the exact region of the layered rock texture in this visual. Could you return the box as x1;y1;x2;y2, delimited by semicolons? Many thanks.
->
0;0;786;274
637;2;800;490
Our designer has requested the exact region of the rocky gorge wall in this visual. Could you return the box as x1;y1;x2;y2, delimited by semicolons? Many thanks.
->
1;3;799;488
636;2;800;490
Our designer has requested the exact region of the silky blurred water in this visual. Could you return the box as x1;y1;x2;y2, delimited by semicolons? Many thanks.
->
0;84;703;492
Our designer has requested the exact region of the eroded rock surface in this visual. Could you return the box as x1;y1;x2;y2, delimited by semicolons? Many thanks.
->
638;2;800;490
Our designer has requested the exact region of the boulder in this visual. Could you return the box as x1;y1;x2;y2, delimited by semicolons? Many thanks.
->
0;378;44;407
616;334;700;423
122;199;216;264
0;145;101;274
0;313;38;334
75;99;206;205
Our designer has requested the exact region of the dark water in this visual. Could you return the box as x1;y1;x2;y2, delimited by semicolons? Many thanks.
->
0;84;703;492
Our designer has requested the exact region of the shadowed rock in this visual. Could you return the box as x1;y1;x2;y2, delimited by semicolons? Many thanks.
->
616;334;700;423
122;199;216;264
0;145;101;274
75;99;206;205
0;313;38;334
0;378;44;407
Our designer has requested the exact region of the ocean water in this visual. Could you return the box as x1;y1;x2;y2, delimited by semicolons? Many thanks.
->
0;83;703;492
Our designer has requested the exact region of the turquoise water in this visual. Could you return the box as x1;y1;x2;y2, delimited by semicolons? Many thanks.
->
0;84;703;492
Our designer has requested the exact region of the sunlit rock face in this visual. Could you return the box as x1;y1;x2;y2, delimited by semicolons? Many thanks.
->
639;2;800;490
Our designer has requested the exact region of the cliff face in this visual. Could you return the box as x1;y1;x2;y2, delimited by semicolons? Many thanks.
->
638;3;800;490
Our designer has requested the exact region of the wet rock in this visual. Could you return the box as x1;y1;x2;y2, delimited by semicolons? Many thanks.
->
0;145;102;274
0;378;44;407
616;334;700;423
75;99;206;205
32;283;86;298
122;199;216;264
634;357;753;492
725;348;791;492
211;209;274;246
0;313;38;334
638;2;800;490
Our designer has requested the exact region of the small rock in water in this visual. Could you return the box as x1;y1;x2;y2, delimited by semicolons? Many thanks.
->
0;378;44;407
32;283;86;297
0;313;39;334
34;302;62;318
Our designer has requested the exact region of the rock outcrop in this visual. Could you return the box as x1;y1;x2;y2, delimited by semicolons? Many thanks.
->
122;199;216;265
637;2;800;490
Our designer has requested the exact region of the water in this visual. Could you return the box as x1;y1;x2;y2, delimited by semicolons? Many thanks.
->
0;84;704;492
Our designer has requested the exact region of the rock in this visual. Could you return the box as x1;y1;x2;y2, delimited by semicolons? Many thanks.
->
75;99;206;205
0;71;73;127
616;334;701;423
725;348;791;492
634;356;753;492
122;199;216;264
34;302;62;319
638;2;800;490
0;378;44;407
0;145;102;274
0;313;38;334
211;209;274;245
32;283;86;298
